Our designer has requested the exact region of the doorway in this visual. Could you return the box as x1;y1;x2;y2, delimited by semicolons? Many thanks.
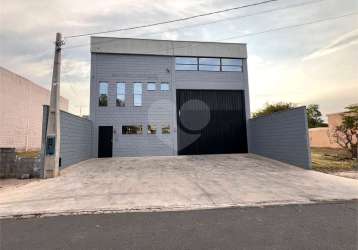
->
98;126;113;158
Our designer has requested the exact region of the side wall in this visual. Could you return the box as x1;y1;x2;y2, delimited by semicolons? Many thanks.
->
248;107;311;169
0;67;68;151
60;111;93;167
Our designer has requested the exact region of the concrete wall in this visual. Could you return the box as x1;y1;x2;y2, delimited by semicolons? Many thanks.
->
309;127;340;148
60;110;93;167
0;67;69;151
91;37;247;58
248;107;311;169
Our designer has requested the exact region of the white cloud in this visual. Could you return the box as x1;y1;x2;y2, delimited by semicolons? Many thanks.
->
302;29;358;61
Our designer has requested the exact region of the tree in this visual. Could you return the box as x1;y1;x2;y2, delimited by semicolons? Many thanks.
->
252;102;296;118
333;104;358;159
306;104;328;128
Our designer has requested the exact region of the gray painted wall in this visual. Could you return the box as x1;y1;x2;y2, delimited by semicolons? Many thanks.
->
90;54;175;157
248;107;311;169
90;49;250;157
60;111;93;167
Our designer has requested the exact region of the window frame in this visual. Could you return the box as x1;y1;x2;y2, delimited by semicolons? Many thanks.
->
175;57;244;72
147;125;157;134
133;83;143;107
122;125;143;135
160;83;170;91
116;82;126;107
98;82;109;107
147;82;156;91
161;125;170;134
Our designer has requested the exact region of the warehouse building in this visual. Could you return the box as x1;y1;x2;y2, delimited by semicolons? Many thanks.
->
89;37;250;157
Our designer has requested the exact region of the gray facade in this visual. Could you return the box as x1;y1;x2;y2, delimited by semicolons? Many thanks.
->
90;37;250;157
248;107;311;169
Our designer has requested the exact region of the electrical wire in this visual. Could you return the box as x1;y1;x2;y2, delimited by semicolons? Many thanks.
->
63;0;326;50
63;0;280;39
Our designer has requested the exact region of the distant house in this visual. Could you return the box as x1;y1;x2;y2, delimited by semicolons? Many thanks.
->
309;111;351;148
0;66;68;151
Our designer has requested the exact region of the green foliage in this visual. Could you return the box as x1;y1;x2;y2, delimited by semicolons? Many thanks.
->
334;104;358;158
306;104;327;128
252;102;296;118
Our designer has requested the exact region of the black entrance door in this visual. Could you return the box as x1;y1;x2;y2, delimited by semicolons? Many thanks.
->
98;126;113;158
177;90;247;155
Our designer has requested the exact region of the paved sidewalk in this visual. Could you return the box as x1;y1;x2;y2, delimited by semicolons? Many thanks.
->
0;154;358;218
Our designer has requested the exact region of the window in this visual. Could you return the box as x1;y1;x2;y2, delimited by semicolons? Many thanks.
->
175;57;244;72
99;82;108;106
147;125;157;134
133;83;142;106
199;58;220;71
122;125;143;134
116;82;125;107
221;58;243;72
147;82;156;91
175;57;198;71
162;125;170;134
160;83;169;91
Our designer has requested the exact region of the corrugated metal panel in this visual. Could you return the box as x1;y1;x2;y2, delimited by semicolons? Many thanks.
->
248;107;311;169
177;90;247;155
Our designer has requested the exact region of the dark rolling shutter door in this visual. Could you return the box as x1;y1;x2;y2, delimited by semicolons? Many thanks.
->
177;90;247;155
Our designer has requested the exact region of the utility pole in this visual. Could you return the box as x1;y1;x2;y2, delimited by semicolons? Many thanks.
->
43;33;64;178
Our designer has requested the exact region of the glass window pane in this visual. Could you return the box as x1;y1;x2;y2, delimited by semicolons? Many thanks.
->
134;94;142;106
162;125;170;134
133;83;142;94
199;65;220;71
175;64;198;71
147;125;157;134
222;65;243;72
122;125;143;134
160;83;169;91
116;83;125;107
147;83;156;91
221;58;243;66
199;58;220;65
176;57;197;65
99;82;108;106
99;82;108;95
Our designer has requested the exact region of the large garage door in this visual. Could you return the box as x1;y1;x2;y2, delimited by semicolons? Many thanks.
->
177;90;248;155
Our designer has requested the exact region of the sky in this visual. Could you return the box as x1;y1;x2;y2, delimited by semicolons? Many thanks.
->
1;0;357;117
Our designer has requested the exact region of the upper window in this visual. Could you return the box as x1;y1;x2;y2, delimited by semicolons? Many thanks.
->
99;82;108;106
133;83;142;106
221;58;243;72
147;82;156;91
175;57;198;71
116;82;125;107
199;58;220;71
160;83;169;91
175;57;243;72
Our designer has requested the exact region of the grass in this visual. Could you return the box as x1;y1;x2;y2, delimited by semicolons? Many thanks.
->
16;151;40;158
311;147;356;172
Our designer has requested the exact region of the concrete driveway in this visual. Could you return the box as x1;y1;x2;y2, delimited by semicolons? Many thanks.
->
0;154;358;218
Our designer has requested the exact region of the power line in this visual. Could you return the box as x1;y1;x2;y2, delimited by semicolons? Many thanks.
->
87;11;357;56
64;0;280;39
64;11;358;55
221;11;358;41
63;0;325;50
135;0;326;39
